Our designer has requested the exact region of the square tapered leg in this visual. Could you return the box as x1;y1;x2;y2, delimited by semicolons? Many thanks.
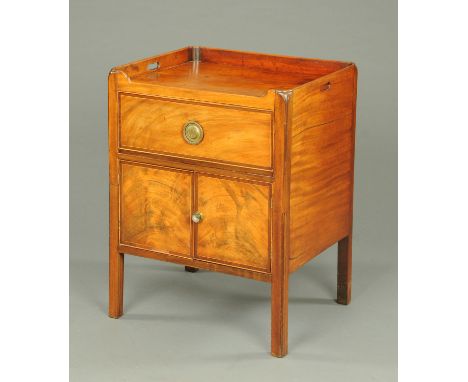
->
109;250;124;318
337;235;352;305
271;271;288;357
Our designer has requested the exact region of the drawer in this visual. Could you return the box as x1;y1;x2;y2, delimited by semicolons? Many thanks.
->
119;94;272;168
195;175;271;271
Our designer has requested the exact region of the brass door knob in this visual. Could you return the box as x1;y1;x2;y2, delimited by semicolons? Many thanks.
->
183;121;204;145
191;212;203;223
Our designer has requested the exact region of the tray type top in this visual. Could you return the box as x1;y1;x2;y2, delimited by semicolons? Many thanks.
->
111;46;353;100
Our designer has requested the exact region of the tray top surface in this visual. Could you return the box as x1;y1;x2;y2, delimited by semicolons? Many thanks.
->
131;61;323;97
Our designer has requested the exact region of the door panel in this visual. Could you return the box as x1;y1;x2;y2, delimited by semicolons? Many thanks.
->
120;162;192;257
196;175;270;271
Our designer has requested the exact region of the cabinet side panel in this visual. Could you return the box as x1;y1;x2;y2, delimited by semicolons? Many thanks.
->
289;66;357;271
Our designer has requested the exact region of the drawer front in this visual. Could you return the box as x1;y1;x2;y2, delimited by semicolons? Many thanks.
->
195;175;271;271
119;94;272;168
120;162;192;257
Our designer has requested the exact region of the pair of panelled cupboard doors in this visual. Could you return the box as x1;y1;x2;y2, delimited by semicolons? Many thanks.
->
108;46;357;357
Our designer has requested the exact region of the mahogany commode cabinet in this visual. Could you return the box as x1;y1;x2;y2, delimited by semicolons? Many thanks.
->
108;46;358;357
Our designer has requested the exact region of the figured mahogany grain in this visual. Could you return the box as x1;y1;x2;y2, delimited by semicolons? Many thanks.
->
120;162;192;257
112;46;191;77
132;61;317;97
114;72;277;110
108;47;358;358
119;244;271;282
200;47;349;78
289;65;357;272
291;67;355;128
118;151;274;181
196;175;271;271
119;93;272;168
289;115;354;269
111;46;351;110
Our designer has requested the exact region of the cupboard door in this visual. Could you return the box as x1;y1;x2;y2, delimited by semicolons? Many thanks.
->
120;162;192;257
196;175;270;271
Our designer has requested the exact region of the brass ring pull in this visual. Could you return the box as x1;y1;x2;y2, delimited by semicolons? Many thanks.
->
183;121;204;145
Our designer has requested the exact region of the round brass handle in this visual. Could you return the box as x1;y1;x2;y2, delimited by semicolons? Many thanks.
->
182;121;204;145
191;212;203;224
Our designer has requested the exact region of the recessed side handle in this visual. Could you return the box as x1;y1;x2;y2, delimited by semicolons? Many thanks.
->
320;82;331;92
147;62;160;70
